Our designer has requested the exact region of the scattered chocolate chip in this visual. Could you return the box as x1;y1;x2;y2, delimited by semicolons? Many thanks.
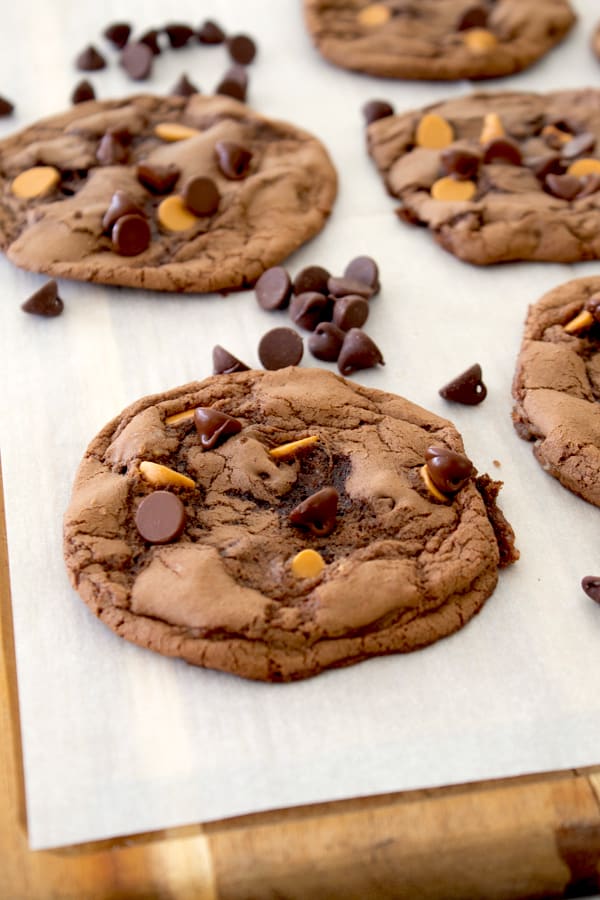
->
362;99;394;125
197;20;226;44
71;79;95;105
343;255;379;291
483;138;522;166
255;266;292;311
526;154;564;181
308;322;346;362
328;276;373;300
215;140;252;179
582;576;600;604
21;280;63;317
258;327;303;370
333;295;369;331
194;408;242;449
227;34;257;65
139;29;161;56
577;173;600;198
215;65;248;102
96;131;129;166
337;328;384;375
75;44;106;72
561;132;596;160
439;363;487;405
456;5;488;30
544;173;582;200
135;490;186;544
121;41;154;79
293;265;330;296
111;214;151;256
441;146;482;180
164;23;195;48
183;176;220;216
103;22;131;49
136;161;180;194
212;345;250;374
170;73;199;97
102;190;143;231
289;487;339;537
584;293;600;322
289;291;332;331
0;95;14;116
425;447;473;494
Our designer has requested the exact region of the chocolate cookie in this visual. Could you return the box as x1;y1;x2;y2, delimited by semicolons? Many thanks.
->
367;89;600;265
64;367;517;682
0;94;337;292
512;277;600;507
303;0;575;81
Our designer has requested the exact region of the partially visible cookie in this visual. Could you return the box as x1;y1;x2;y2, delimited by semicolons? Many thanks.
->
367;88;600;265
304;0;575;81
0;94;337;292
64;367;517;682
512;277;600;506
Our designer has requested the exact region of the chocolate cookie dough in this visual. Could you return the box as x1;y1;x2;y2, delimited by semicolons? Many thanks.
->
64;367;517;681
512;277;600;507
0;94;337;292
367;89;600;265
303;0;574;81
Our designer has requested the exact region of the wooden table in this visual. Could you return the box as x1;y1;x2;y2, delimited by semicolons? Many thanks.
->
2;467;600;900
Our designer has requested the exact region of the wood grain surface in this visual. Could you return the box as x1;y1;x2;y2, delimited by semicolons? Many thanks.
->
2;462;600;899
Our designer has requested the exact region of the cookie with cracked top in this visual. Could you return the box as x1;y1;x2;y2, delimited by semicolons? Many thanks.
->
512;276;600;507
0;94;337;292
64;367;517;682
303;0;574;81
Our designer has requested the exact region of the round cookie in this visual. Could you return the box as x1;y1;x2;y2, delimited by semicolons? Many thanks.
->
366;88;600;266
0;94;337;292
304;0;575;81
512;276;600;507
64;367;518;682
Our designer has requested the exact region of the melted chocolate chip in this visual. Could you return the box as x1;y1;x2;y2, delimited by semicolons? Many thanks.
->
582;576;600;604
75;45;106;72
227;34;257;65
103;22;131;49
343;255;379;291
337;328;384;375
111;214;151;256
289;487;339;537
255;267;292;311
362;99;394;125
584;293;600;322
308;322;345;362
258;327;303;370
183;176;220;216
164;23;195;48
194;408;242;449
215;140;252;179
135;491;186;544
71;80;95;105
212;345;250;375
483;138;522;167
21;280;64;317
293;265;330;296
171;74;199;97
121;41;154;79
102;190;143;231
332;295;369;331
425;447;473;494
441;146;482;180
289;291;332;331
439;363;487;405
136;162;180;194
544;173;582;200
197;20;226;44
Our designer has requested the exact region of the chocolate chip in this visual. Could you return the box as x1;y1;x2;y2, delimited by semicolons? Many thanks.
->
293;265;330;296
258;327;303;370
136;162;180;194
183;176;220;216
328;276;373;300
212;345;250;374
308;322;345;362
227;34;257;65
561;132;597;160
75;45;106;71
255;267;292;311
582;576;600;604
343;255;379;291
577;173;600;199
197;20;226;44
289;292;332;331
21;280;63;317
333;295;369;331
440;146;482;180
362;99;394;125
337;328;384;375
194;408;242;449
139;29;161;55
584;293;600;322
215;65;248;102
102;190;143;231
164;23;195;48
111;214;151;256
0;95;14;116
103;22;131;49
121;41;154;79
170;74;199;97
526;154;564;181
215;140;252;179
289;487;339;537
482;138;522;167
96;132;129;166
544;173;582;200
439;363;487;405
425;447;473;495
71;80;95;105
456;5;488;30
135;491;186;544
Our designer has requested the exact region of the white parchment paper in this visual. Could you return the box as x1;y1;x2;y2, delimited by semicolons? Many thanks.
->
1;0;600;850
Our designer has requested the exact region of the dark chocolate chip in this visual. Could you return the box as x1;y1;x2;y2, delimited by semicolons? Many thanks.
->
170;74;199;97
544;173;582;201
362;99;394;125
439;363;487;406
577;173;600;199
75;45;106;72
135;491;186;544
212;345;250;375
456;5;488;30
111;214;151;256
293;265;330;296
308;322;345;362
136;161;180;194
255;267;292;311
582;576;600;604
337;328;384;376
289;292;332;331
584;293;600;322
343;255;379;291
328;276;373;300
194;408;242;449
121;41;154;79
425;447;473;495
441;146;482;180
215;140;252;179
289;487;339;537
333;295;369;331
215;65;248;102
21;280;63;317
545;116;582;136
182;176;220;216
103;22;131;49
561;132;596;160
0;95;14;116
139;29;161;55
102;190;143;231
164;23;195;48
197;20;226;44
482;138;522;167
71;80;95;105
526;154;564;181
258;327;303;370
227;34;257;65
96;132;129;166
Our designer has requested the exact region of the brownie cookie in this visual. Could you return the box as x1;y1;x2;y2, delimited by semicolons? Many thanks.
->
0;94;337;292
367;89;600;265
303;0;575;81
512;277;600;507
64;367;517;682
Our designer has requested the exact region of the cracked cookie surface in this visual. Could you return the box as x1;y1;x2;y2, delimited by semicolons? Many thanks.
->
0;94;337;292
64;367;517;681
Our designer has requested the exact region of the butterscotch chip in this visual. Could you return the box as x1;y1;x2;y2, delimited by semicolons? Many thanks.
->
157;195;200;232
154;122;201;142
165;409;195;426
420;464;448;503
416;113;454;150
291;548;326;579
11;166;60;199
479;112;505;144
357;3;390;27
269;435;319;458
563;309;594;334
463;28;498;53
566;158;600;178
139;461;195;489
431;176;476;202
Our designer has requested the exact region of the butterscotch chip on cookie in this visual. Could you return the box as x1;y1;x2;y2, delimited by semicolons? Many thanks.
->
0;94;337;292
303;0;574;81
512;277;600;507
64;367;517;682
